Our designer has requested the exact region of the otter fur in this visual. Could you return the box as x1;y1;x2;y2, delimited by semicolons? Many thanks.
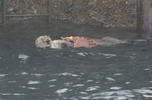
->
35;35;146;49
35;35;52;48
35;35;74;49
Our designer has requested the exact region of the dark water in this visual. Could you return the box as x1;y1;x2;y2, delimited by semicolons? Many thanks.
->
0;21;152;100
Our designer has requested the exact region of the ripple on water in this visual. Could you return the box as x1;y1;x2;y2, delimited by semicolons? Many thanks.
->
0;74;8;77
98;53;117;58
86;86;100;91
85;80;93;83
27;80;41;85
0;93;26;96
106;77;116;81
145;68;151;71
18;54;30;63
143;94;152;98
54;72;79;77
28;87;37;90
77;52;87;56
49;85;56;88
72;84;85;87
114;73;123;76
20;86;38;90
56;88;69;94
30;73;45;77
90;90;135;100
1;70;152;100
48;79;57;82
133;87;152;94
110;87;122;90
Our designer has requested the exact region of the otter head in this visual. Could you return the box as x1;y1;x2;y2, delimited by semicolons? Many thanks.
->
35;35;52;48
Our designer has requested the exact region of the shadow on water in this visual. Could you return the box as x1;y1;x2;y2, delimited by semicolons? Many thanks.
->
0;20;152;100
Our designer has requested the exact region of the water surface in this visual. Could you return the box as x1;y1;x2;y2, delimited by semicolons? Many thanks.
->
0;21;152;100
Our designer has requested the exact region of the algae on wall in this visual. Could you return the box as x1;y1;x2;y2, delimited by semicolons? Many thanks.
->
52;0;137;27
0;0;137;27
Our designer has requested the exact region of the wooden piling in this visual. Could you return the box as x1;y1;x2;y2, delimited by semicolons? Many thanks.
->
1;0;6;25
48;0;52;26
137;0;152;39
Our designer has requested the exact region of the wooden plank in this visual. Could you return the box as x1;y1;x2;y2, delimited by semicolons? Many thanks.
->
48;0;52;26
6;14;48;17
137;0;152;39
150;7;152;31
1;0;50;25
1;0;6;25
137;0;143;33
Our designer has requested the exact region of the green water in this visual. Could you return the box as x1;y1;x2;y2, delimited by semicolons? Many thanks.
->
0;20;152;100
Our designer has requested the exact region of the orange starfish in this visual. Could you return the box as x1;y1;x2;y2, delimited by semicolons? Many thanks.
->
61;36;98;48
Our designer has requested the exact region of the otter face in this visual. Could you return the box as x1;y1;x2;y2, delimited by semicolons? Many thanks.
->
35;35;52;48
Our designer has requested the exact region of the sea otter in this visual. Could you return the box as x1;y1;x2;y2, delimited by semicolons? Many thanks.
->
35;35;146;49
35;35;74;49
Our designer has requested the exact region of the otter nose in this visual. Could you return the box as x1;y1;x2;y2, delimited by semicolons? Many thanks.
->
46;40;50;44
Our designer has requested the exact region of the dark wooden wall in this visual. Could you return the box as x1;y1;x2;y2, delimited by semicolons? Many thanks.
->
137;0;152;39
1;0;152;39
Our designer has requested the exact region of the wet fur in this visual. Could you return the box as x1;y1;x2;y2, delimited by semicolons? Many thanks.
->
35;35;74;49
35;35;146;49
35;35;52;48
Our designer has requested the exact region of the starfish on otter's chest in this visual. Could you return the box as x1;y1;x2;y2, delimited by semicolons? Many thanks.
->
61;36;98;48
